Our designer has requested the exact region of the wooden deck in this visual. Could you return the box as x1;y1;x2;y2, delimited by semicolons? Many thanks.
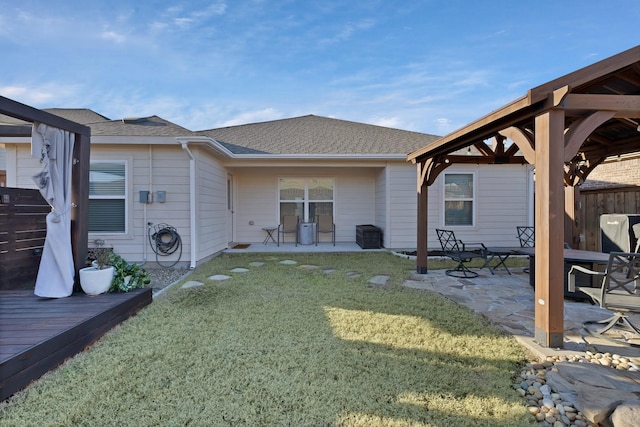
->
0;288;152;401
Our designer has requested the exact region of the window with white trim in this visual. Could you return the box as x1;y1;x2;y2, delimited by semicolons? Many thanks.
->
279;178;334;222
444;173;474;226
89;161;126;233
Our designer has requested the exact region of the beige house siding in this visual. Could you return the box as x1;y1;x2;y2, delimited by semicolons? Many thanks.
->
231;167;378;244
336;169;376;242
5;143;196;265
374;167;387;245
386;163;418;249
426;164;531;249
193;147;229;259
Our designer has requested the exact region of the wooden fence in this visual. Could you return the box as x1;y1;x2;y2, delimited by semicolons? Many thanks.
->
577;186;640;252
0;187;49;290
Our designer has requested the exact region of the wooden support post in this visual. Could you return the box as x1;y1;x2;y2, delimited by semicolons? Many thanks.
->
564;186;578;249
534;110;566;348
416;162;429;273
71;131;90;290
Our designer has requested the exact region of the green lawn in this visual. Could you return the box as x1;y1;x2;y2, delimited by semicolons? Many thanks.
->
0;252;534;426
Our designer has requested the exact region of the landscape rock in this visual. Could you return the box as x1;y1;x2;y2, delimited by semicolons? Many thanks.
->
608;400;640;427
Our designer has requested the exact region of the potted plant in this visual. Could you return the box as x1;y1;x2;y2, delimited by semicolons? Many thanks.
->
109;253;151;292
79;249;115;295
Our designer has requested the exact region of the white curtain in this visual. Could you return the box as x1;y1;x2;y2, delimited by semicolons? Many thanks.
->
32;122;75;298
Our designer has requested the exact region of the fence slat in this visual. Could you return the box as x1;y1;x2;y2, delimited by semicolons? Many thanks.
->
0;188;49;290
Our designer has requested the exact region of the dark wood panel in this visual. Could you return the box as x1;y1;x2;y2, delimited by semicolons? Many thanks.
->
0;288;152;401
0;188;49;290
578;187;640;252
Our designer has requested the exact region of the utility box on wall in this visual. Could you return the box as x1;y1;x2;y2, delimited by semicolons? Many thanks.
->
600;214;640;252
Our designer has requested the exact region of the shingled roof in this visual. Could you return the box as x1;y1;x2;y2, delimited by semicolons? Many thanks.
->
43;108;110;124
3;109;440;155
198;115;440;155
1;108;196;138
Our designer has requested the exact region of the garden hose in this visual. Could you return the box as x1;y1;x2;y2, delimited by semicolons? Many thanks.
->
148;223;182;268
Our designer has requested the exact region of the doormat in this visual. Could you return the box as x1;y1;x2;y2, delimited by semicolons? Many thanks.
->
232;244;251;249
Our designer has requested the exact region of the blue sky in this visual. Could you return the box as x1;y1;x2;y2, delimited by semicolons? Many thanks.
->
1;1;638;136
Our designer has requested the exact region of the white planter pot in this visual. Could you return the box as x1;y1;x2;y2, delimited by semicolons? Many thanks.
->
79;266;115;295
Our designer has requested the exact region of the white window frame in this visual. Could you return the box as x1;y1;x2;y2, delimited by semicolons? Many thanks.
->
278;177;335;222
88;160;128;234
442;171;475;227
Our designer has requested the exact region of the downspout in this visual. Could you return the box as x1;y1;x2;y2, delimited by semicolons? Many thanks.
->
139;145;152;266
180;141;197;269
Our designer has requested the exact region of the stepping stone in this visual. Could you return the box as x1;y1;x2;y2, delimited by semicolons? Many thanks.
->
209;274;231;281
299;265;319;271
323;269;336;274
249;262;265;267
181;281;205;289
230;268;250;273
368;275;390;285
402;280;434;290
346;272;360;279
279;260;297;265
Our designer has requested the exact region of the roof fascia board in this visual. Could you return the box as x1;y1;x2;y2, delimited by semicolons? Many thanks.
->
528;45;640;104
176;136;235;158
407;95;531;162
231;154;407;160
224;159;393;168
2;135;182;145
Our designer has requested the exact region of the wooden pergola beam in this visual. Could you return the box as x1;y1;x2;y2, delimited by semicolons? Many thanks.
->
0;96;91;289
408;45;640;349
559;94;640;117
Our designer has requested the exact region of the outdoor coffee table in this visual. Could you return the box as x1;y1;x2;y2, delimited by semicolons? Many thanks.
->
262;226;277;244
481;247;517;275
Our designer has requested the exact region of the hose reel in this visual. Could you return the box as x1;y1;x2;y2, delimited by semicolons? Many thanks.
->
148;223;182;268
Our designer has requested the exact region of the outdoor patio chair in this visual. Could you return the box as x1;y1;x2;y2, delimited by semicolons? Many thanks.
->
315;215;335;246
517;226;535;248
277;215;299;246
517;226;572;273
435;229;487;278
568;251;640;339
517;226;534;273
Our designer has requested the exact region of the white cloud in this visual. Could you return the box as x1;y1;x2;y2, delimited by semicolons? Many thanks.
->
217;108;284;128
0;83;82;106
101;30;126;43
370;116;401;129
319;18;376;45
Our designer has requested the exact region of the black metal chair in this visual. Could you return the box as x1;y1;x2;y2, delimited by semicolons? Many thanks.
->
517;226;535;248
568;251;640;339
517;226;572;273
517;226;534;273
277;215;299;246
435;229;486;278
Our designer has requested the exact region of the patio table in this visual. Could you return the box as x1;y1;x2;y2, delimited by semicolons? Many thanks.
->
516;247;610;299
481;247;518;275
262;226;277;244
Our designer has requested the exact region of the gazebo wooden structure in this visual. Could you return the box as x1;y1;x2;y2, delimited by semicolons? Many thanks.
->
0;95;91;282
407;45;640;348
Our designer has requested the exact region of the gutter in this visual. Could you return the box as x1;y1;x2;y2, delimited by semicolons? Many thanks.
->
179;141;198;269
